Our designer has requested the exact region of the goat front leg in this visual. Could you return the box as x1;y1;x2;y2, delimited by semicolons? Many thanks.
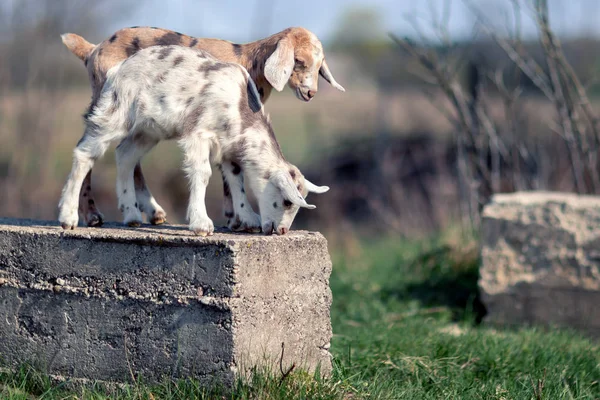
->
59;131;110;230
78;170;104;227
221;161;261;233
133;163;167;225
179;135;214;236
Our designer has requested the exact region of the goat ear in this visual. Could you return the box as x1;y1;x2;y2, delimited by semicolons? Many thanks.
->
271;171;316;209
264;39;295;92
319;59;345;92
305;178;329;194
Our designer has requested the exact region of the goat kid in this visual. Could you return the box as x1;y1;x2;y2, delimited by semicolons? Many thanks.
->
61;26;344;228
58;46;329;235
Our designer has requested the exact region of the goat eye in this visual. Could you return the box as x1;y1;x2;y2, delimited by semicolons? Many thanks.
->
283;199;293;208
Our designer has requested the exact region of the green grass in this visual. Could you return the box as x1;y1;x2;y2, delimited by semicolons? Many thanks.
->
1;232;599;399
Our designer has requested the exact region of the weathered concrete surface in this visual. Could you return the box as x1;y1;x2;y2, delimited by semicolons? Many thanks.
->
480;191;600;336
0;218;332;385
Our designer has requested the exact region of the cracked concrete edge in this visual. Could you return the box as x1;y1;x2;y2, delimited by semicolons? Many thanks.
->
231;232;334;376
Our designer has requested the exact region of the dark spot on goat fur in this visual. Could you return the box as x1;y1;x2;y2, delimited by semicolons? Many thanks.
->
88;199;95;205
126;37;141;57
157;46;174;60
84;58;88;67
199;62;229;75
231;162;241;175
155;32;182;47
240;203;244;208
232;43;242;57
186;96;194;107
223;179;231;197
189;38;198;47
109;34;118;43
183;104;205;135
131;26;139;29
215;116;231;133
273;202;277;208
173;55;184;67
258;87;264;99
123;189;127;194
156;72;168;83
263;171;271;180
225;211;234;218
289;169;296;179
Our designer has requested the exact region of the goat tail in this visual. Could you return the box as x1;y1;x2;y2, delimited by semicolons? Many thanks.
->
60;33;96;62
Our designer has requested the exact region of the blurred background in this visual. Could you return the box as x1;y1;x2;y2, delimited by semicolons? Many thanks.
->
2;0;600;249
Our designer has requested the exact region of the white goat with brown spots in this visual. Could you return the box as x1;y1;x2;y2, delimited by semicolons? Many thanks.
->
58;45;329;235
61;26;344;228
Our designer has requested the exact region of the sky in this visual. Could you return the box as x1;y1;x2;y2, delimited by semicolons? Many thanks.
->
103;0;600;44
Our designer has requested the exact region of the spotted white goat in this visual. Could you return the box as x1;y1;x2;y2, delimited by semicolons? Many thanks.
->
58;45;329;235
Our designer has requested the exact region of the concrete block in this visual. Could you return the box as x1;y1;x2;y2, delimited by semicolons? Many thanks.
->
480;192;600;336
0;218;333;385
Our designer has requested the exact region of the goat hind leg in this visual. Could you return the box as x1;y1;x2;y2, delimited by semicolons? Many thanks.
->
78;170;104;227
221;161;261;233
133;162;167;225
116;137;158;227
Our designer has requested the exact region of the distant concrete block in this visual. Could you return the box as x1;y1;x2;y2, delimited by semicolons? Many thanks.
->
480;192;600;336
0;218;332;385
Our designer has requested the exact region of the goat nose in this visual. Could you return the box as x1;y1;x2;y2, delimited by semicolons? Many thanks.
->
307;90;316;99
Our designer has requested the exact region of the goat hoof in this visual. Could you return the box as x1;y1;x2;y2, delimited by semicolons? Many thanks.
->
60;222;76;230
190;218;214;237
150;211;167;225
127;220;142;228
86;213;104;227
